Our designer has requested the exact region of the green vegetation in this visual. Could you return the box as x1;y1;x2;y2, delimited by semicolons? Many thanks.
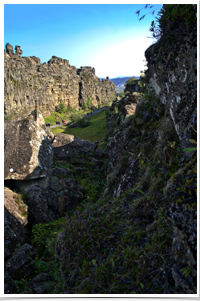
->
56;103;65;113
44;111;67;125
66;105;77;114
50;110;108;148
4;111;13;121
82;101;87;111
11;4;196;295
116;88;125;98
87;96;92;107
14;152;108;294
44;103;109;127
13;83;197;293
82;72;90;82
156;4;196;37
44;108;77;126
13;191;28;217
12;78;21;87
125;76;138;86
136;4;196;40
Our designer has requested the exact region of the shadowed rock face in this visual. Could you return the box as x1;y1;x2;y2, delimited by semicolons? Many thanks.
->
4;118;53;180
4;43;116;119
4;187;29;258
145;26;197;149
52;133;104;159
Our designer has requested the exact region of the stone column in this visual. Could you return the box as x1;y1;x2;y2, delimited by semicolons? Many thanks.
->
15;46;23;57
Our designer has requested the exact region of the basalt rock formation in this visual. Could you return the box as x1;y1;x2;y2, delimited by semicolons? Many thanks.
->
145;25;197;150
4;43;116;119
144;24;197;293
4;111;54;180
55;10;196;294
4;110;107;293
4;7;197;295
101;18;197;294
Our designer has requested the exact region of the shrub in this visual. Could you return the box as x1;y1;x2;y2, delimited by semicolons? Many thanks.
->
157;4;196;37
136;4;196;40
87;97;92;107
66;105;76;114
78;118;90;128
83;101;87;111
31;217;67;258
70;114;82;124
82;72;90;82
57;103;65;113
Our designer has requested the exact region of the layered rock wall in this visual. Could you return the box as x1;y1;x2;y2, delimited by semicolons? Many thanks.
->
145;25;197;149
4;44;116;118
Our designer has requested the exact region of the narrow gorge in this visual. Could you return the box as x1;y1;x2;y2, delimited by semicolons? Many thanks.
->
4;4;197;295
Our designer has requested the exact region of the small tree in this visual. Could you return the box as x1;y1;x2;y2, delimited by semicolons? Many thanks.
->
87;96;92;107
83;101;87;111
57;103;65;113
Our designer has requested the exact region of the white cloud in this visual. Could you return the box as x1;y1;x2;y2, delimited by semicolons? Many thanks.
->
92;37;153;78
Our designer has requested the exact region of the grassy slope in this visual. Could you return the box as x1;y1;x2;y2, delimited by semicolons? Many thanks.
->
50;110;108;149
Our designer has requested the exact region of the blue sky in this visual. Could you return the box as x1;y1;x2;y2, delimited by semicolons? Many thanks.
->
4;2;163;78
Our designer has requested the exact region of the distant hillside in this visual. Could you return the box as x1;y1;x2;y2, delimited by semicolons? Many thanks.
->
109;76;140;91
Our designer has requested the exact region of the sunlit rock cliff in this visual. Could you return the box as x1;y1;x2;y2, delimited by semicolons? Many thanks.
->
4;43;116;119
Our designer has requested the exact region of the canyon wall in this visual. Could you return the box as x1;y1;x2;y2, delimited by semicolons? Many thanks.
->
4;6;197;294
103;13;197;293
145;23;197;150
4;43;116;119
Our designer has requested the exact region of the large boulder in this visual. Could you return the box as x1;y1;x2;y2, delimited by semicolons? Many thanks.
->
4;187;29;258
4;118;53;180
27;273;51;294
52;133;103;158
24;186;58;225
5;243;36;281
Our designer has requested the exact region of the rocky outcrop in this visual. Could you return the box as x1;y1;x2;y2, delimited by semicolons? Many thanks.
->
4;114;53;180
52;133;104;158
124;78;145;94
27;273;51;294
4;43;116;119
102;14;197;294
104;76;196;293
145;26;197;149
4;6;197;295
4;187;29;259
144;18;197;294
5;243;36;281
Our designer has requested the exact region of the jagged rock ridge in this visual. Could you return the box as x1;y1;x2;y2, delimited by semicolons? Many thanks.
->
4;43;116;119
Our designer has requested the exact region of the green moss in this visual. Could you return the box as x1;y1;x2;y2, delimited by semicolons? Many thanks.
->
31;217;67;258
14;192;28;217
12;78;21;86
82;73;90;82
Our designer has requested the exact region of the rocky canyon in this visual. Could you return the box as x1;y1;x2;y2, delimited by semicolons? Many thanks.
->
4;4;197;295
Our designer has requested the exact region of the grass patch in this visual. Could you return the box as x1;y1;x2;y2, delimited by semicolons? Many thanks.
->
44;109;88;126
50;125;67;136
50;110;108;143
44;112;70;126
